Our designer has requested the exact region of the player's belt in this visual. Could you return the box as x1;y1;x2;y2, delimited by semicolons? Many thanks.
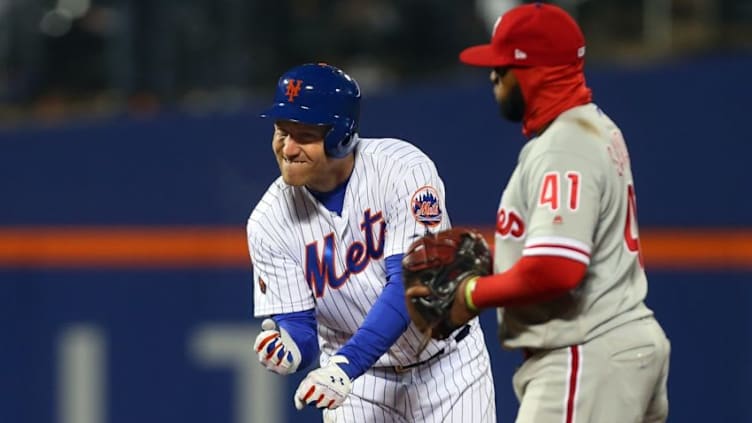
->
392;324;472;374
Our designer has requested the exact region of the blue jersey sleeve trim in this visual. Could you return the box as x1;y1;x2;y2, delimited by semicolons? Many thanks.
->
336;254;409;379
273;308;319;371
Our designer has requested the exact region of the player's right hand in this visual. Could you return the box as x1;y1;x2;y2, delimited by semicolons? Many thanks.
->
253;318;301;375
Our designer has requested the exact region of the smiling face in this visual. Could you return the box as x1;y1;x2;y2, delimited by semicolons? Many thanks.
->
272;120;353;192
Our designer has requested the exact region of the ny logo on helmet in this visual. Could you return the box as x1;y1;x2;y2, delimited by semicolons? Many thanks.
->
285;79;303;102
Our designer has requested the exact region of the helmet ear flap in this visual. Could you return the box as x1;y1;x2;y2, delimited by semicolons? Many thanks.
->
324;115;359;158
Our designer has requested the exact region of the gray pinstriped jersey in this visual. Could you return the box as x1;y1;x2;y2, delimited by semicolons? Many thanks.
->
494;103;654;350
249;137;469;368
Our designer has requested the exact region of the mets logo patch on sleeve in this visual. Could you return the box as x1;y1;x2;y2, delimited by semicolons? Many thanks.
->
411;186;442;227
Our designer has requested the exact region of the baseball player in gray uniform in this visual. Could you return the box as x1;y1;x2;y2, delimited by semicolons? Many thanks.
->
428;3;671;422
249;63;495;422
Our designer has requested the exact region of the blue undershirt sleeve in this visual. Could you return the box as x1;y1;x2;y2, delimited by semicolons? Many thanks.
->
272;308;319;372
335;253;409;379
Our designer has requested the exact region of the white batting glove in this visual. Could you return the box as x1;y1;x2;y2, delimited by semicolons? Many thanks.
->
253;318;302;375
294;355;352;410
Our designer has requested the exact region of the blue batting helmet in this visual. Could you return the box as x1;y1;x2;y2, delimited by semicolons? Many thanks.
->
261;63;361;158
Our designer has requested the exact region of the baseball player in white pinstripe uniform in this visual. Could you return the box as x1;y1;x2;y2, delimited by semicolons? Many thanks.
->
422;4;670;423
248;63;495;422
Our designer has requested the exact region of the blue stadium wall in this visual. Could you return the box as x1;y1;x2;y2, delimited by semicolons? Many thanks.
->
2;55;751;423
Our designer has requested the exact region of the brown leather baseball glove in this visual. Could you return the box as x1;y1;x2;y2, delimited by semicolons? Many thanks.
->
402;228;492;340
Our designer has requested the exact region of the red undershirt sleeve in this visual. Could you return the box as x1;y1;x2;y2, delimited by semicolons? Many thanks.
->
471;255;587;308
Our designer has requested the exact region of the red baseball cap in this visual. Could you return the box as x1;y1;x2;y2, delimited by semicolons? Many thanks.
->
459;3;586;67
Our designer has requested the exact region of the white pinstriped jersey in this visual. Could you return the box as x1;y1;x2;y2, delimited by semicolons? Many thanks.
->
249;137;472;367
494;103;654;350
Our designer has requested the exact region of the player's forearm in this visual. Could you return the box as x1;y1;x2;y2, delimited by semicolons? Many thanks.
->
336;302;407;379
336;254;409;379
471;256;586;308
273;309;319;371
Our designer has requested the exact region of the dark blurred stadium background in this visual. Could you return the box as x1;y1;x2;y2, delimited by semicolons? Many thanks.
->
1;1;751;423
1;0;750;122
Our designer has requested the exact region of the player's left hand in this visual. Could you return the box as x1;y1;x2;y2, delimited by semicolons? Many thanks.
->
294;355;352;410
405;276;478;335
448;276;479;327
402;228;491;340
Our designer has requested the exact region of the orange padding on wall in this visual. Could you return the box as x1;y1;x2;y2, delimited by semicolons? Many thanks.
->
0;226;248;268
0;226;750;270
637;228;752;270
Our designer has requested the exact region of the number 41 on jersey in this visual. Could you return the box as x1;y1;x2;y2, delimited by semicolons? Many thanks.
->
538;171;644;267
